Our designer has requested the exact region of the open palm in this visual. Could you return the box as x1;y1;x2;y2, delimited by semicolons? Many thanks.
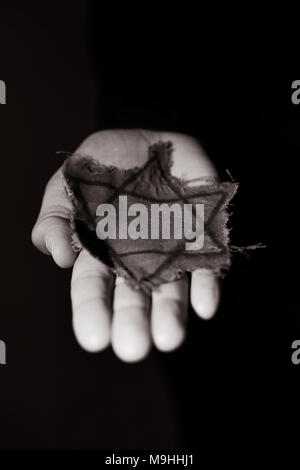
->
32;129;220;362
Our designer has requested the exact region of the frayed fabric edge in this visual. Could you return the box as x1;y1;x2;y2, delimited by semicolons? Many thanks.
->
60;140;262;292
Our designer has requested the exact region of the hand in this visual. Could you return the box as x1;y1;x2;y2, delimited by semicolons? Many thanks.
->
32;129;220;362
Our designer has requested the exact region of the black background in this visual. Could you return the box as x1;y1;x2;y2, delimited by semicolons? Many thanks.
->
0;1;299;450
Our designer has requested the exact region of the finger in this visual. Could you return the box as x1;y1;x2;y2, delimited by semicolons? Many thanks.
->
31;169;77;268
151;276;189;352
111;277;151;363
71;250;114;352
190;269;220;320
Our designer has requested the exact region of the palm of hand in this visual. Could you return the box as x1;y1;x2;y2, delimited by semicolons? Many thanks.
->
32;129;220;362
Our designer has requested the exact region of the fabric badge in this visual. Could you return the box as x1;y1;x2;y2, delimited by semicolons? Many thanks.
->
62;141;238;292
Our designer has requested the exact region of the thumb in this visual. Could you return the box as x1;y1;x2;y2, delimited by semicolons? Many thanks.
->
31;168;77;268
32;215;77;268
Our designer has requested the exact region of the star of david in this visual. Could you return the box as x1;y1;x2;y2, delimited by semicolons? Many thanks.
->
65;143;236;289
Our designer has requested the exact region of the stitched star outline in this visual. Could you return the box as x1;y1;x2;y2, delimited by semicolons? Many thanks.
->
68;143;232;286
